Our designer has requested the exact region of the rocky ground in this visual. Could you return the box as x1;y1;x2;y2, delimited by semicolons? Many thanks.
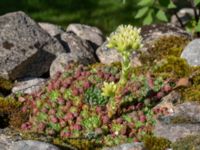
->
1;11;200;150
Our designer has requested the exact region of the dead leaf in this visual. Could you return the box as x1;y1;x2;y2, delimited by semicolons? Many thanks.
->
174;77;190;89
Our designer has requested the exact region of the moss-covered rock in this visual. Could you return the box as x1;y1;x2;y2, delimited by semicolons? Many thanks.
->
0;78;13;96
153;56;191;79
176;67;200;102
178;85;200;102
172;135;200;150
0;78;13;90
143;135;171;150
140;35;189;66
0;96;28;128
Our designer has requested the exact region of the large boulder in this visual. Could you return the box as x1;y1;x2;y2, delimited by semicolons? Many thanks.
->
66;23;105;49
96;24;191;66
50;33;97;78
0;11;66;80
181;39;200;66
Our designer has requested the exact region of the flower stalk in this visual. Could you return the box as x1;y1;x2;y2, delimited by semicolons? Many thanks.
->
105;24;142;117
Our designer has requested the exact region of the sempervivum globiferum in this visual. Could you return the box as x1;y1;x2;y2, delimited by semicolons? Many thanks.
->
18;62;173;146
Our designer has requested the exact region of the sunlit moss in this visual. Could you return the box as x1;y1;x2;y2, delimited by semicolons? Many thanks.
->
153;56;191;79
140;35;189;66
143;135;171;150
0;77;13;90
172;135;200;150
53;138;101;150
178;85;200;102
0;96;28;128
171;115;193;124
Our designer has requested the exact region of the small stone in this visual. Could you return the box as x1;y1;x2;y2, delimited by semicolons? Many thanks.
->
12;78;47;94
181;39;200;66
38;22;64;37
171;8;198;27
66;23;105;49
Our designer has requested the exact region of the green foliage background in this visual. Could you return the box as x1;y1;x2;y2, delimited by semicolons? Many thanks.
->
0;0;140;34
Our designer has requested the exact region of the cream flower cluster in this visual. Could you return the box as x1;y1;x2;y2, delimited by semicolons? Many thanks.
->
101;81;117;97
107;25;142;53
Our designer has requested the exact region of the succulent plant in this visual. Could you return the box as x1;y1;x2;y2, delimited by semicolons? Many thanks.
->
17;58;174;147
82;115;101;130
84;86;109;106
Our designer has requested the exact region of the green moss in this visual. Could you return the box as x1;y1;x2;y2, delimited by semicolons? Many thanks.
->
137;36;190;80
153;56;191;79
53;138;101;150
189;66;200;85
172;135;200;150
178;85;200;102
172;66;200;102
140;35;189;66
171;115;194;124
143;135;171;150
0;77;13;90
0;96;28;128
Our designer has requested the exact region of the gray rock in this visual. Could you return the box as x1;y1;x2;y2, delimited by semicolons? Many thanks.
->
154;102;200;142
96;42;121;64
153;122;200;142
38;22;64;37
50;53;75;78
66;23;105;49
0;128;74;150
12;78;47;94
0;11;66;80
159;102;200;124
0;128;22;150
181;39;200;66
96;42;142;66
103;143;145;150
9;140;60;150
0;135;13;150
50;33;97;78
153;91;181;117
171;8;198;27
173;102;200;123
